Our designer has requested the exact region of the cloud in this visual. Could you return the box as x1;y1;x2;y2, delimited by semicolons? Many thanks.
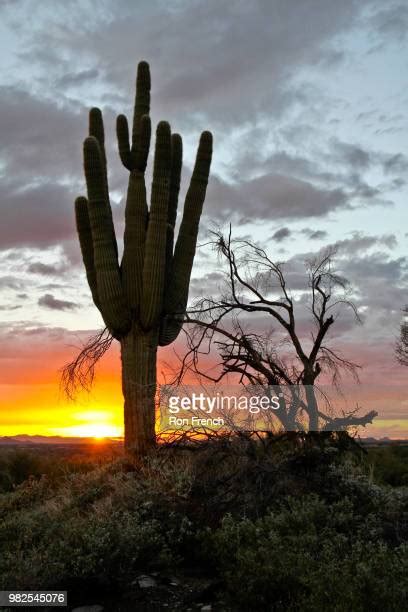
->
0;276;25;291
369;4;408;42
382;153;408;174
272;227;291;242
0;180;76;249
332;232;397;255
227;137;401;223
12;0;366;128
38;293;77;311
0;304;22;311
189;271;225;298
206;173;348;222
329;140;371;170
28;262;61;275
0;2;403;257
57;68;99;87
0;322;115;385
302;229;328;241
0;86;85;178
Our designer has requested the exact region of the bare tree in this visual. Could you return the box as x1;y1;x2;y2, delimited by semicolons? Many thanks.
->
173;229;377;432
396;307;408;366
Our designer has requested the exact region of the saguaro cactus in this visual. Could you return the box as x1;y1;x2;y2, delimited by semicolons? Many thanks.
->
75;61;213;458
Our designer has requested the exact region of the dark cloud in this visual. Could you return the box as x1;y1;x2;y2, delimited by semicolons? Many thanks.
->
0;276;25;291
206;173;348;222
302;229;328;241
247;151;320;183
382;153;408;175
0;86;85;178
189;271;225;298
57;68;99;87
28;262;60;275
0;2;403;258
370;4;408;42
356;110;377;122
0;304;22;311
229;140;401;221
0;85;138;251
0;86;87;250
332;232;397;255
272;227;291;242
329;140;371;170
14;0;365;128
0;179;75;249
342;252;406;285
38;293;77;311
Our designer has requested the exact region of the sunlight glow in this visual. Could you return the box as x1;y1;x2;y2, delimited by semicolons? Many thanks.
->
50;409;123;439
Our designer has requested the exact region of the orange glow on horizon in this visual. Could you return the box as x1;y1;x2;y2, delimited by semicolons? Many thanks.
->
0;336;407;440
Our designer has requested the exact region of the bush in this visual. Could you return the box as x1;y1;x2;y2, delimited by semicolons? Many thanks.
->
207;495;408;611
367;446;408;487
0;465;185;591
0;435;407;609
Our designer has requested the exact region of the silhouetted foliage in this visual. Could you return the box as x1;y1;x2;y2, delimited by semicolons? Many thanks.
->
0;438;407;609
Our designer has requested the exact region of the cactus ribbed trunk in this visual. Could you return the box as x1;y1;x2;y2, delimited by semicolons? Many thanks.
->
121;326;157;457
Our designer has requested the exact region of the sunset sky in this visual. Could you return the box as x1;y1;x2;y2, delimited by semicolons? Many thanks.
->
0;0;407;439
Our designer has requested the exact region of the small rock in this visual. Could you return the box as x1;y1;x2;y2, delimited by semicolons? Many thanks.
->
71;606;103;612
201;606;212;611
137;574;157;588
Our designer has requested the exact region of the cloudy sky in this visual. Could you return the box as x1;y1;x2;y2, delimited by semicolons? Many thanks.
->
0;0;407;438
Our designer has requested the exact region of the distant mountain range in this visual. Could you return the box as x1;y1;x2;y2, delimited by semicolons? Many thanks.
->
0;435;123;446
0;435;407;447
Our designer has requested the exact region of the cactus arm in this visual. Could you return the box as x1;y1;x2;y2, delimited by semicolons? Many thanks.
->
117;112;151;173
74;196;100;309
140;121;171;329
89;107;107;167
117;62;151;173
131;61;151;159
159;131;212;346
89;107;118;257
83;136;131;338
116;114;132;170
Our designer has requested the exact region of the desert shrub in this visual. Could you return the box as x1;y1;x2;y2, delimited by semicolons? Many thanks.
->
0;464;188;591
0;447;106;493
0;434;407;609
207;495;408;611
367;445;408;487
153;433;388;524
0;449;44;492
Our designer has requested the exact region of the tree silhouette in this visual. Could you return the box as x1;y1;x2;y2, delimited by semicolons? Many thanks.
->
175;230;377;432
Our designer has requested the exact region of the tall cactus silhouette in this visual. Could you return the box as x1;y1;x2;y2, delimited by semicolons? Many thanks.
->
75;61;213;457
